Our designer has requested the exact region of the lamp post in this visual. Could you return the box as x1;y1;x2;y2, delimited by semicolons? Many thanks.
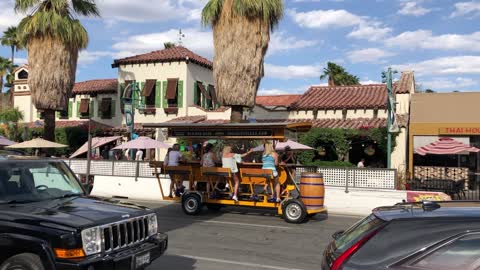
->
123;81;139;160
384;67;397;169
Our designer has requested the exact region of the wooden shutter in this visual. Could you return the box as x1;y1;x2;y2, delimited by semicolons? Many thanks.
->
155;81;161;108
193;82;198;106
177;80;184;108
56;111;60;118
162;81;167;108
68;101;73;118
76;101;80;117
120;83;125;113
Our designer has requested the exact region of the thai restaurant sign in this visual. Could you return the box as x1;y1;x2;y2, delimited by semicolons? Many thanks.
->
439;127;480;135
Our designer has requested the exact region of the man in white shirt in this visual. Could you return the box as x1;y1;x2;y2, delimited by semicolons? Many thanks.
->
357;158;365;168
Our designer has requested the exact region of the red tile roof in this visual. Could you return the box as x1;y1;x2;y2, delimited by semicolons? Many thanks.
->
24;120;112;129
259;116;408;129
166;115;207;124
112;46;213;69
292;84;388;110
256;95;301;107
394;71;414;94
73;79;118;95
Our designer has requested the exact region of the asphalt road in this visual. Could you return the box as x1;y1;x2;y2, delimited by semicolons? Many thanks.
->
141;201;361;270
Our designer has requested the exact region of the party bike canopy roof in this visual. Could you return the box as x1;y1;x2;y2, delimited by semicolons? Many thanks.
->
142;122;312;140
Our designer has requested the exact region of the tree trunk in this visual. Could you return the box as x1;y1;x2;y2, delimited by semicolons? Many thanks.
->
328;77;335;87
230;105;243;123
43;109;56;142
11;46;14;64
213;0;271;109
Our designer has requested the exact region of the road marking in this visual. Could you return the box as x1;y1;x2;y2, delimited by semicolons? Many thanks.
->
200;220;292;230
180;254;304;270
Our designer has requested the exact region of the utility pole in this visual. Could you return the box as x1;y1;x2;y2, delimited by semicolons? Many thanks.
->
123;81;137;160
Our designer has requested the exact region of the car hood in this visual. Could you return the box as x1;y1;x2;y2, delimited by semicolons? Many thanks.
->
0;197;151;230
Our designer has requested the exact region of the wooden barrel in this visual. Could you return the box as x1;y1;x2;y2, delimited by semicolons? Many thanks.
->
300;172;325;210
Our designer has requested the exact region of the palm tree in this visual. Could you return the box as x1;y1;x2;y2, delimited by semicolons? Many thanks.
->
202;0;283;122
1;26;23;64
0;57;14;92
320;62;359;86
164;42;176;49
0;107;24;140
15;0;100;141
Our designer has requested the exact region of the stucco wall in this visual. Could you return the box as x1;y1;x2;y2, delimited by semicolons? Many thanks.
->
396;94;410;115
186;63;214;106
391;127;408;175
118;62;188;123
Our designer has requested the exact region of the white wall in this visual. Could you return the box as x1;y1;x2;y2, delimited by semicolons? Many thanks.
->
391;127;408;175
186;63;214;106
396;94;410;115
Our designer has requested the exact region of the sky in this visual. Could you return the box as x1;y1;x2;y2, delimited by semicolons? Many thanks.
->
1;0;480;95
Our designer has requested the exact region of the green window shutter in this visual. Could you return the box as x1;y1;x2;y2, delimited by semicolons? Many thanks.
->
76;101;80;117
56;111;60;118
155;81;161;108
111;100;116;117
177;80;184;108
90;100;94;117
140;82;145;107
162;81;167;108
193;82;198;106
68;101;73;118
120;83;125;114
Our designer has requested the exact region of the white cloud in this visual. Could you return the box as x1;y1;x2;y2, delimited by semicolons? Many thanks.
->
264;63;322;80
288;9;391;41
360;80;382;85
112;28;213;59
347;48;395;63
15;58;28;65
0;0;23;33
268;32;320;55
420;77;477;90
95;0;207;23
385;30;480;51
450;1;480;18
78;51;113;65
258;88;295;95
398;1;431;16
392;56;480;76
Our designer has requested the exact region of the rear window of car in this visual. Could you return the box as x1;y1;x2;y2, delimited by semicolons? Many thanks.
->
334;214;386;253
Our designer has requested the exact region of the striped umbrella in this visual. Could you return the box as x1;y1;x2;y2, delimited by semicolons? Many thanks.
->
415;137;480;156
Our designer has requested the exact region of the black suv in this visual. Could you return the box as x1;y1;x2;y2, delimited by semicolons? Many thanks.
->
323;201;480;270
0;157;168;270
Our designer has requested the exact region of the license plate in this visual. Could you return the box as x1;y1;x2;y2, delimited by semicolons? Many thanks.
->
135;252;150;269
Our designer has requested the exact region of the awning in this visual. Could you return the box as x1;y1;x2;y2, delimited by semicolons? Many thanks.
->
415;137;480;156
166;78;178;100
7;138;67;149
101;99;112;113
198;83;211;99
142;79;156;97
70;136;122;158
79;99;90;114
209;85;218;104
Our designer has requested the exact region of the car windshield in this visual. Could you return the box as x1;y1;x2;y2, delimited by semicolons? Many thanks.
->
334;214;386;254
0;161;84;204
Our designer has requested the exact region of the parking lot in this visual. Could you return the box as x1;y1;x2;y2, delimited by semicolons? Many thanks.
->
143;201;361;270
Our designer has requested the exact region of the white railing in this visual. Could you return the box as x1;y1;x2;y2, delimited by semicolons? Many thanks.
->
61;160;398;190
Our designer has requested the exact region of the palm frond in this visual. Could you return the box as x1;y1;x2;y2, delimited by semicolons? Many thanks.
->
202;0;283;29
71;0;100;17
14;0;42;13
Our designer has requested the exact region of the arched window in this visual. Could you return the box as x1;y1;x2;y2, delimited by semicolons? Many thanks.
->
18;70;28;79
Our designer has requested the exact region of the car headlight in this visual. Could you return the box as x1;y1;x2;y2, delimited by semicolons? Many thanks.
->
81;227;102;256
148;214;158;236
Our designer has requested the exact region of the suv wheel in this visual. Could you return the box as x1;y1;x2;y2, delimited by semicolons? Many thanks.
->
282;199;307;224
0;253;45;270
182;193;202;215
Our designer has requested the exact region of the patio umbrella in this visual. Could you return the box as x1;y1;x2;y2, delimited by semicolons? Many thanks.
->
113;137;171;150
70;136;122;158
7;138;67;149
252;140;314;152
0;136;15;147
415;137;480;156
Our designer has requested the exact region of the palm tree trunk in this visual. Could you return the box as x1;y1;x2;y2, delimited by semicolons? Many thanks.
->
230;105;243;123
43;109;56;141
11;46;14;64
328;77;335;87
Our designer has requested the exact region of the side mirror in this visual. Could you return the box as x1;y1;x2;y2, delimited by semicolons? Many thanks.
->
332;230;344;240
